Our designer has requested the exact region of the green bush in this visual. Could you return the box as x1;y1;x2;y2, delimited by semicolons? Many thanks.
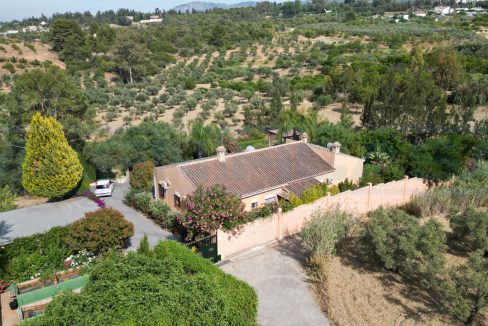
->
25;241;257;325
124;190;175;229
450;207;488;254
184;78;197;90
438;251;488;323
365;208;446;283
0;227;71;281
129;160;154;191
64;208;134;255
137;234;152;256
148;200;176;229
302;208;357;257
0;185;16;212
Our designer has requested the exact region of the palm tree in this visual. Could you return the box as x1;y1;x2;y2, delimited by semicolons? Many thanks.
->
278;109;318;142
188;119;220;158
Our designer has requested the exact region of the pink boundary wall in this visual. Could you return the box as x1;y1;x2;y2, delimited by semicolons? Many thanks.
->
217;176;427;260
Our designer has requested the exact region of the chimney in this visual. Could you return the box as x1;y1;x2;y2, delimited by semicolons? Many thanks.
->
331;141;341;153
217;146;225;162
300;132;309;144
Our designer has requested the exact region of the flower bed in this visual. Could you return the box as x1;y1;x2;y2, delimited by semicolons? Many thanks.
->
80;190;106;208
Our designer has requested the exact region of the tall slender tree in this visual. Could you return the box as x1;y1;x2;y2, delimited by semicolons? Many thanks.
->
22;113;83;198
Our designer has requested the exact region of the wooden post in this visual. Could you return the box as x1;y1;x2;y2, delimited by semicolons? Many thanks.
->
403;175;409;202
367;182;372;210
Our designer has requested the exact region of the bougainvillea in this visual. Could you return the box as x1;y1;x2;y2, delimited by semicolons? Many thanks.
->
176;185;245;241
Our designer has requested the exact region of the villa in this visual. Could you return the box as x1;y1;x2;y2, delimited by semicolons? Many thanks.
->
154;134;364;211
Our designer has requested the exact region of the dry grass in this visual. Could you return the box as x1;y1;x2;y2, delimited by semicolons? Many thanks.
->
314;237;459;326
15;195;48;208
310;214;487;326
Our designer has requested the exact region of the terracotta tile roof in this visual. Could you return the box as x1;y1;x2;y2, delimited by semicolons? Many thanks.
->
284;177;321;197
178;142;334;197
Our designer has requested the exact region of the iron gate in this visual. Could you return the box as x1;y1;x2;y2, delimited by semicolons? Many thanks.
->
186;235;221;263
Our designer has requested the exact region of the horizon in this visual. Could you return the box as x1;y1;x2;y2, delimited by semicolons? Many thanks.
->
0;0;253;23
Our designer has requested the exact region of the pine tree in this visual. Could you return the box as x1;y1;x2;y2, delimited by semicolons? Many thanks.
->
22;112;83;198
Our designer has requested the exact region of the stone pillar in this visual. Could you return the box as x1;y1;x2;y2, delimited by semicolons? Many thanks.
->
367;182;373;210
277;207;283;241
403;175;409;202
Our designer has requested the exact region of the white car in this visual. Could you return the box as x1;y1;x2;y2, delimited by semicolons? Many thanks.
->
94;180;115;197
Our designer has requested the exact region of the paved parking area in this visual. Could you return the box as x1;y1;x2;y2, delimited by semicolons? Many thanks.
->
0;197;99;245
220;237;329;326
0;183;173;249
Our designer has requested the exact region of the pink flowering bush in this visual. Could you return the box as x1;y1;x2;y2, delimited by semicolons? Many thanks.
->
176;185;245;241
81;190;106;208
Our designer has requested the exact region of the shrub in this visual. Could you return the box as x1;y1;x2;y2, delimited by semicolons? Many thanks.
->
124;190;175;229
64;208;134;255
147;200;176;229
184;78;197;90
0;227;71;281
407;188;453;217
338;178;359;192
302;207;357;257
365;208;446;283
135;92;149;102
137;234;152;256
129;160;154;191
25;241;257;325
177;185;246;241
289;184;340;207
0;185;16;212
438;251;488;323
246;202;279;221
449;207;488;254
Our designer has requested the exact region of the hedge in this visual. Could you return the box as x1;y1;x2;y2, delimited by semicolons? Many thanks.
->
0;208;133;282
25;241;258;325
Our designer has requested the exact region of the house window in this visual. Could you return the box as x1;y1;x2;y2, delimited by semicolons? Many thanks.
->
174;193;181;208
159;181;169;199
251;202;258;209
264;195;277;204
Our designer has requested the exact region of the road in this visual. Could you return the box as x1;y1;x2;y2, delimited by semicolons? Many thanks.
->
0;183;173;249
220;237;330;326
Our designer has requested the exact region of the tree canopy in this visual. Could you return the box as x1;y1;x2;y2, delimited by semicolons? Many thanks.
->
22;113;83;198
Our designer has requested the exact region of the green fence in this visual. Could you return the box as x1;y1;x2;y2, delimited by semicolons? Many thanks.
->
16;275;89;320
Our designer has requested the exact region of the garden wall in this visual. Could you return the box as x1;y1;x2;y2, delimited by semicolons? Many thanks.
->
217;176;427;260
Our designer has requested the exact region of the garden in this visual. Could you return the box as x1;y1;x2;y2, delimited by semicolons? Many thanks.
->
0;207;134;283
302;160;488;325
23;241;257;325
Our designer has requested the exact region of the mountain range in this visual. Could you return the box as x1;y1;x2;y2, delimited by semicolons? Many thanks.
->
171;1;257;12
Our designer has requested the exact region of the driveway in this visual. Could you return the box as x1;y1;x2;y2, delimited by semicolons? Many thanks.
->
101;183;174;250
220;237;329;326
0;183;172;249
0;197;99;245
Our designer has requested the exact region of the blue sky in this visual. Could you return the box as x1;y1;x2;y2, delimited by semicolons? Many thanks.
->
0;0;244;22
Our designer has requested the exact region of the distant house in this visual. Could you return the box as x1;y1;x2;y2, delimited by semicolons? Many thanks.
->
3;30;19;36
140;15;163;24
434;6;453;15
415;10;427;17
154;135;364;211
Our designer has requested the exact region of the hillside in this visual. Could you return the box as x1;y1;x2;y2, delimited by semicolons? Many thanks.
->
171;1;256;12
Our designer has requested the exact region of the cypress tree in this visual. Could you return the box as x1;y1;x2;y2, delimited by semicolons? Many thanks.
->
22;112;83;198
